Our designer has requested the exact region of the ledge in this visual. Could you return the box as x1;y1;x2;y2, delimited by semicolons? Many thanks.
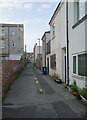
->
72;74;87;80
72;14;87;29
52;36;55;40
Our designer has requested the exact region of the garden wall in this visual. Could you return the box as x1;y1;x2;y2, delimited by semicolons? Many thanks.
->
2;60;25;97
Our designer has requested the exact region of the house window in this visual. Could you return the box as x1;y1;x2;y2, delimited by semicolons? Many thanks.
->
12;41;15;48
0;40;4;48
52;23;55;38
78;53;87;77
77;1;85;21
12;29;15;35
46;40;51;55
73;56;76;74
50;54;56;69
1;28;5;35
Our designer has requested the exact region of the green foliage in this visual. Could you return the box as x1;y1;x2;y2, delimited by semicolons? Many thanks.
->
70;85;78;92
79;88;87;99
69;80;78;92
34;63;36;67
73;79;76;85
2;95;7;102
81;111;87;117
54;74;61;81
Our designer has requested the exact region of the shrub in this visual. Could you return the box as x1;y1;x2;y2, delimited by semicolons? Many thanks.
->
69;80;78;92
79;88;87;99
70;85;78;92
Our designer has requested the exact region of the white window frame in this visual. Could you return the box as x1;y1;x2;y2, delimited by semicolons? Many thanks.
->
78;52;87;77
12;29;15;35
73;55;77;75
52;22;55;38
76;1;85;21
78;1;85;20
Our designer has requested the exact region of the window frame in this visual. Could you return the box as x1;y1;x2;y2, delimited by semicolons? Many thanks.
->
12;28;15;35
52;22;55;39
73;1;86;29
78;1;85;21
0;40;5;48
73;55;76;74
78;53;87;77
1;28;5;35
50;54;56;69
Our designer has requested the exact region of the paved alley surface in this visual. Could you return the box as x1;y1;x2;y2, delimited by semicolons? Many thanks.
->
2;64;86;118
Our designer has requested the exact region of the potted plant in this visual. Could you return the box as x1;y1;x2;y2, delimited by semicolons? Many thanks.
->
70;85;78;95
51;75;55;81
55;75;62;84
79;88;87;104
69;80;78;96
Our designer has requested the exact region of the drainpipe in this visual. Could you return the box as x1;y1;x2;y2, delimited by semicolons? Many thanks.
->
8;27;10;59
66;1;69;85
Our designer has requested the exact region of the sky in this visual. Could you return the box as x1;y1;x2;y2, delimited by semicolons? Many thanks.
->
0;0;60;52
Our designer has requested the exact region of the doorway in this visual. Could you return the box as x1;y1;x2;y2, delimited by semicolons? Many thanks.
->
64;55;66;83
47;58;49;74
62;48;66;83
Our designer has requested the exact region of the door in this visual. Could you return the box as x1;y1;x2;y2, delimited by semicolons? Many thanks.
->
47;58;49;74
64;55;66;83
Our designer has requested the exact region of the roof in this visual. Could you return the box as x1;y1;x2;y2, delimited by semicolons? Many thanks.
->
41;31;50;41
49;2;61;25
0;24;24;28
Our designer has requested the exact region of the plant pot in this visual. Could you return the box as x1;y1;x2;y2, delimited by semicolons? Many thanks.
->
80;95;87;105
70;89;74;94
56;80;61;84
51;76;55;81
76;93;82;100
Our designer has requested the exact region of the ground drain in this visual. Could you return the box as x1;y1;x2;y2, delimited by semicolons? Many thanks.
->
3;103;14;106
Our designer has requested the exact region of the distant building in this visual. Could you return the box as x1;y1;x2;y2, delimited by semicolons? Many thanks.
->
41;31;50;73
37;54;42;69
27;52;34;63
0;24;24;60
33;43;37;65
33;43;42;69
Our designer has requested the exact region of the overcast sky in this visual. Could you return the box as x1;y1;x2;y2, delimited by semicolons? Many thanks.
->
0;0;60;52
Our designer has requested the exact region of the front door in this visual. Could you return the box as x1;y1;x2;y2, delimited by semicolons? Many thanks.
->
64;55;66;83
47;58;49;74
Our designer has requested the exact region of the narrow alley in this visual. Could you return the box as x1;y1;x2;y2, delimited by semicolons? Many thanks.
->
2;64;86;118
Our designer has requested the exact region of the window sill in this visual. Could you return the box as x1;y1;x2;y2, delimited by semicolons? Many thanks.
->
51;68;56;70
72;74;87;80
52;36;55;40
72;14;87;29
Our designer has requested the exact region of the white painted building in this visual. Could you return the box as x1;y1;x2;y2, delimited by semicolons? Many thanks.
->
49;2;64;80
41;31;50;70
35;45;42;64
68;1;87;88
47;1;87;89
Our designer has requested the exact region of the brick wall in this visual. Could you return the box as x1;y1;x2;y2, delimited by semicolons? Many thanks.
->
2;60;24;97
